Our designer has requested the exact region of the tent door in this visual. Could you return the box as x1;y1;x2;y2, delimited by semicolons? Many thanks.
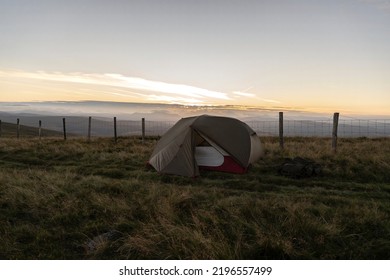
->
193;130;247;174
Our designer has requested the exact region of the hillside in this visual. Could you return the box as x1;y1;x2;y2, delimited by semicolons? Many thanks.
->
0;121;64;138
0;115;174;138
0;137;389;259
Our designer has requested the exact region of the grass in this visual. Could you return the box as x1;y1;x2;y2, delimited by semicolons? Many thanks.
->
0;136;389;259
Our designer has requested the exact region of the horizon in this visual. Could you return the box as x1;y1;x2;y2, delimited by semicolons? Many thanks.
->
1;100;389;121
1;100;389;139
1;0;390;116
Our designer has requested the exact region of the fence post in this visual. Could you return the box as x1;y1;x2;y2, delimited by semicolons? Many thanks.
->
142;118;145;143
38;120;42;140
88;116;92;141
17;118;20;139
332;112;339;152
114;117;117;142
279;112;284;149
62;118;67;140
0;120;2;138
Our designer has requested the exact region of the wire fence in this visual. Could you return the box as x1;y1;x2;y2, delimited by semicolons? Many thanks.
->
247;119;390;138
0;116;389;139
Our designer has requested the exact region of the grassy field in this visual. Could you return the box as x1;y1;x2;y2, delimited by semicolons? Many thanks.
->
0;136;389;259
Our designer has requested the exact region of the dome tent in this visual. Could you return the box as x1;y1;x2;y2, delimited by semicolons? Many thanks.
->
148;115;264;177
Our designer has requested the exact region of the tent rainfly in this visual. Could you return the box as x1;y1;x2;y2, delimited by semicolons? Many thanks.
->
148;115;264;177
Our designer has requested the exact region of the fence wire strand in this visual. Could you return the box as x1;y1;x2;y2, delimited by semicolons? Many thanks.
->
0;117;389;139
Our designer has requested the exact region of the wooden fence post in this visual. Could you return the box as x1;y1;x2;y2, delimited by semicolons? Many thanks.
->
38;120;42;140
88;116;92;141
332;112;340;152
142;118;145;143
114;117;117;142
279;112;284;149
0;120;2;138
17;118;20;139
62;118;67;140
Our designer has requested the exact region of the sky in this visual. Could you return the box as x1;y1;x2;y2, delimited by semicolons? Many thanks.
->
0;0;389;116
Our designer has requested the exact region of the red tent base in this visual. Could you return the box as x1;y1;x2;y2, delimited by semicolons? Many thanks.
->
199;156;247;174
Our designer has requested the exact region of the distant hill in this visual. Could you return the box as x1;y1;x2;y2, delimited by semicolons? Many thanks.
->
0;115;174;138
0;121;64;138
1;110;389;138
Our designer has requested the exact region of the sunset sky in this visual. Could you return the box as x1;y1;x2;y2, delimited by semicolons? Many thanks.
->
1;0;389;115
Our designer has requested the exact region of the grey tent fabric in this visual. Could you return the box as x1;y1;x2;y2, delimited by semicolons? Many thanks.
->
148;115;264;177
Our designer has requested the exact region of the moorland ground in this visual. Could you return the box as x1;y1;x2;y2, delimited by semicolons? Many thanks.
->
0;136;389;259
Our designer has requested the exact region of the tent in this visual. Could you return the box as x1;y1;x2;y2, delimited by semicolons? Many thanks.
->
148;115;264;177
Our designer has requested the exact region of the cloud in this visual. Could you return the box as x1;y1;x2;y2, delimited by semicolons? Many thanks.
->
233;87;281;104
259;98;281;104
103;73;231;100
0;70;231;104
147;95;204;104
233;91;257;97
